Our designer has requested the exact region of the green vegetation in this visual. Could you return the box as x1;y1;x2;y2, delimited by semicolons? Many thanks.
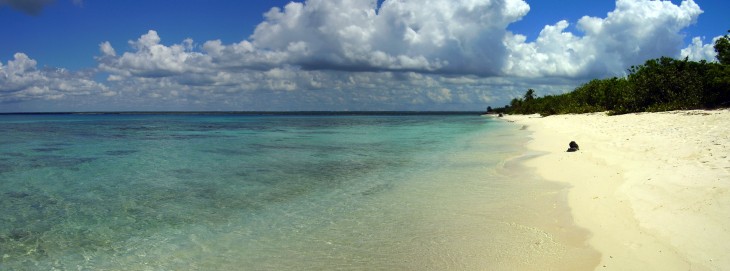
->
494;31;730;116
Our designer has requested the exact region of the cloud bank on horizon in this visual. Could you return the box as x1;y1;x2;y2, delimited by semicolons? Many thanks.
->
0;0;724;111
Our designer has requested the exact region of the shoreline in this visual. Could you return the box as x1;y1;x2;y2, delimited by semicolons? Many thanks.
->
503;110;730;270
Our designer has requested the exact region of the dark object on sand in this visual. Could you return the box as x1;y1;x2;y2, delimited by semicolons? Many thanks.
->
498;113;503;117
567;141;579;152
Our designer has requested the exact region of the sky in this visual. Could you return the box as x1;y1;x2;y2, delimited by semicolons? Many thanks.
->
0;0;727;112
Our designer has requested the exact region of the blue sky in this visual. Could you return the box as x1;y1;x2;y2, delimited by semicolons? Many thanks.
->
1;1;291;70
0;0;727;112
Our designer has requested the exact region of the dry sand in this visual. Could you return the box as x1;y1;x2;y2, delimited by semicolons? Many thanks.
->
503;110;730;270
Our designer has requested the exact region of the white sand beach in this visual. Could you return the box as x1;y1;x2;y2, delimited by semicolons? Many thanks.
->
503;110;730;270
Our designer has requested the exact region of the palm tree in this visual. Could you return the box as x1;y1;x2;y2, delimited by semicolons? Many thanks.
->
524;89;536;102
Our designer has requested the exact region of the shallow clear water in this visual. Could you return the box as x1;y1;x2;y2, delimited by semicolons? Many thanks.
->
0;113;597;270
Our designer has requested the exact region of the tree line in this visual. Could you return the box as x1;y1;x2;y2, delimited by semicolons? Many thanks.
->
491;31;730;116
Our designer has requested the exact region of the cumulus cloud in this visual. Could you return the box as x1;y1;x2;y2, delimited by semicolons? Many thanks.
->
166;0;525;76
0;53;110;103
99;0;705;81
97;30;212;78
504;0;703;78
3;0;715;111
248;0;530;75
681;36;720;61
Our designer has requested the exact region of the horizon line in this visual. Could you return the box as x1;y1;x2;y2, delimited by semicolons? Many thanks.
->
0;110;485;116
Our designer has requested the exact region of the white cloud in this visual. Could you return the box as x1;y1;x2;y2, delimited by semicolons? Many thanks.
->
2;0;717;111
0;53;109;103
504;0;703;78
232;0;530;75
99;41;116;57
427;88;453;103
98;30;211;78
89;0;536;109
681;36;720;61
98;0;705;81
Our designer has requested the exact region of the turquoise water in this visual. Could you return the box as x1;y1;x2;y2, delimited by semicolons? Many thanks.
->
0;113;597;270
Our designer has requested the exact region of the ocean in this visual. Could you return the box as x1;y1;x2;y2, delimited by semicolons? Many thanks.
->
0;113;597;270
